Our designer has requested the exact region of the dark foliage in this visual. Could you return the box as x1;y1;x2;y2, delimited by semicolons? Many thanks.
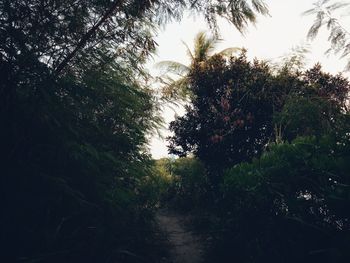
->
165;157;209;210
164;47;350;263
0;55;161;262
214;136;350;263
0;1;160;262
275;64;350;141
168;53;350;186
0;0;269;261
168;54;275;176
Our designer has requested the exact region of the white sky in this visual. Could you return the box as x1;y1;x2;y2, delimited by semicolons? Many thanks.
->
147;0;350;159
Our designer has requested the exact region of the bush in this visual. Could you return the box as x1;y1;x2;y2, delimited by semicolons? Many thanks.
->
209;136;350;263
153;157;209;210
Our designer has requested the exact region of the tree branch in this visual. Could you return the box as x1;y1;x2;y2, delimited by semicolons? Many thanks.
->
54;0;124;75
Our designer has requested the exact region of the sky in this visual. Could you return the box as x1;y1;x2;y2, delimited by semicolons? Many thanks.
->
147;0;350;159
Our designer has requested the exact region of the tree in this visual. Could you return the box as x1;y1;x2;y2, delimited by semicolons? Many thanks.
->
0;0;271;261
218;136;350;263
304;0;350;70
0;52;163;263
157;31;241;100
168;52;350;186
189;0;269;34
168;53;275;185
275;64;350;141
0;1;160;262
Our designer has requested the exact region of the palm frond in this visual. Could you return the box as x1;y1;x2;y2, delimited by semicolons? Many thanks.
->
217;47;243;57
193;31;218;61
157;31;241;103
181;40;195;61
159;75;191;101
155;61;190;76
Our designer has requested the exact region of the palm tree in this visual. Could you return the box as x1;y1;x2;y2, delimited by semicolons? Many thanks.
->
155;31;241;101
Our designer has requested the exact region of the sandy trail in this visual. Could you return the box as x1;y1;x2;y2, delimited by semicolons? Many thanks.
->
156;209;204;263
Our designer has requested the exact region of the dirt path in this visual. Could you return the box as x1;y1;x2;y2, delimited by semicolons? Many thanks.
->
156;209;204;263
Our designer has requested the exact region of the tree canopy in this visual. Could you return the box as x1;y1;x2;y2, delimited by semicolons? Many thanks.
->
0;0;271;262
168;51;350;185
3;0;350;262
156;31;241;100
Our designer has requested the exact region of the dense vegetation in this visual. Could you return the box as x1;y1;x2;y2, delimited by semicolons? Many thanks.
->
0;0;162;259
161;43;350;262
168;51;349;181
1;0;349;262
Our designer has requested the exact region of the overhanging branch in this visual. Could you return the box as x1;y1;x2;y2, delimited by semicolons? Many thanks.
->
54;0;123;75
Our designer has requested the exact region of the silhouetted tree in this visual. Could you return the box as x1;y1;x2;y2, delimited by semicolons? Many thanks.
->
0;0;271;261
168;52;350;186
156;31;241;100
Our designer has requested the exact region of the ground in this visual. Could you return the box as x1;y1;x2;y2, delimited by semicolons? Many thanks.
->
156;209;204;263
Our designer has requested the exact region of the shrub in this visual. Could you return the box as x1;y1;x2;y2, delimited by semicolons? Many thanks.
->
210;136;350;263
